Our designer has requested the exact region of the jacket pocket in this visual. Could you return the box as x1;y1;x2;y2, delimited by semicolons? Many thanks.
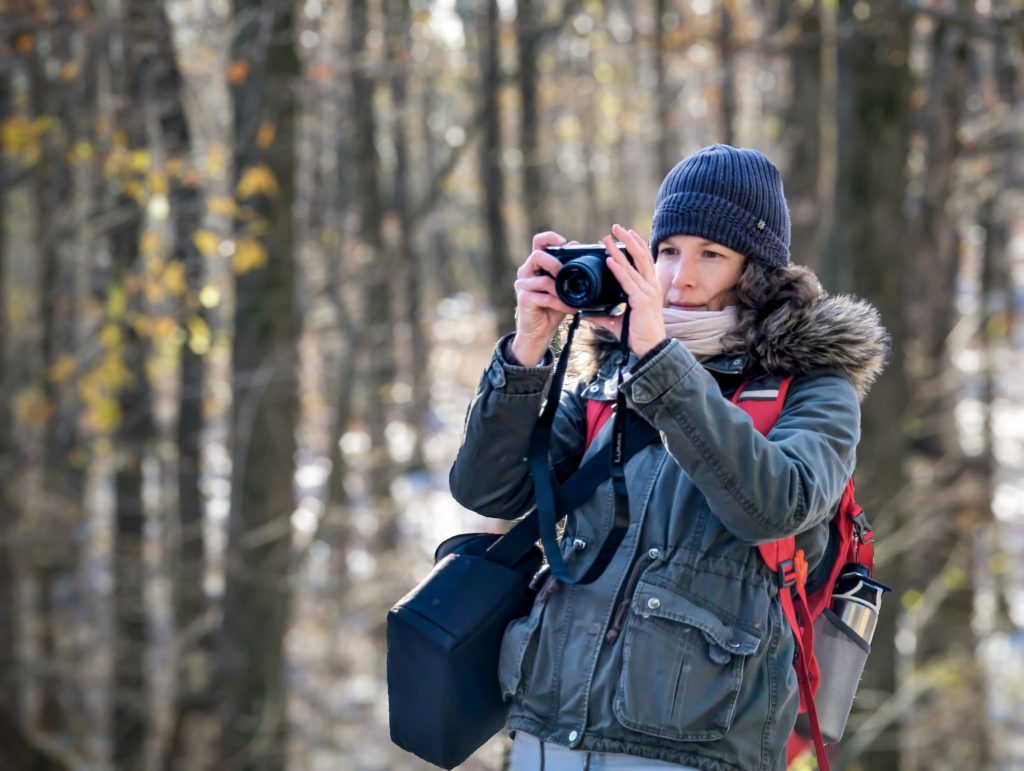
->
497;596;545;701
613;580;763;742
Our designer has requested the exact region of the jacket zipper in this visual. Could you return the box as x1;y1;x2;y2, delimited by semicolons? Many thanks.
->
604;549;660;644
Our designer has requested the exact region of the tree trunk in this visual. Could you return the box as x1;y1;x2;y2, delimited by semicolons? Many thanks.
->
218;2;300;769
517;0;547;236
350;0;398;553
717;0;736;146
783;0;823;269
900;9;988;769
421;83;457;299
653;0;671;176
0;48;21;737
478;0;515;336
830;4;913;769
107;31;150;760
387;0;428;472
24;19;80;741
112;2;216;768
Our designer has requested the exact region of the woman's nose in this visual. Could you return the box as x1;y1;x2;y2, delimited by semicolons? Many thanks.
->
673;256;697;287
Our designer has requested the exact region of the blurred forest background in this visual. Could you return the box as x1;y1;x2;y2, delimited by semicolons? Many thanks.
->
0;0;1023;770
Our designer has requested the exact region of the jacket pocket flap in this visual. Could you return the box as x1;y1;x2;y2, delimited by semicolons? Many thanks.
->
631;582;762;656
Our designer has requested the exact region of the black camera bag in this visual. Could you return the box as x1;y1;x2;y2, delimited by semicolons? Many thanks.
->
387;313;656;769
386;521;543;769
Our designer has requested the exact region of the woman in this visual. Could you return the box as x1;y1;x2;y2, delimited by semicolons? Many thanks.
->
449;145;889;771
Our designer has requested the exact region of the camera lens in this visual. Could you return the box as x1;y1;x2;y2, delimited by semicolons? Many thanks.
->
556;260;601;308
561;268;593;304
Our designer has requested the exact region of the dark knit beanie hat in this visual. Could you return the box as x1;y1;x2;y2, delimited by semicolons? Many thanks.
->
650;144;791;267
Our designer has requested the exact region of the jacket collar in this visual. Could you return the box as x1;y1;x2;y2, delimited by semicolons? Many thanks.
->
572;292;890;402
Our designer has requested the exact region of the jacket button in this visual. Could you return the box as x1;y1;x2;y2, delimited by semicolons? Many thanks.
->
648;548;661;560
647;597;661;610
568;730;579;743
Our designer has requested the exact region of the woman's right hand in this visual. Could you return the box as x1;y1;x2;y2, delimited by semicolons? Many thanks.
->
510;232;578;366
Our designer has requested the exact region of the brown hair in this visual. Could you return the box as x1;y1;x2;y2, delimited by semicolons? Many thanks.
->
720;260;824;371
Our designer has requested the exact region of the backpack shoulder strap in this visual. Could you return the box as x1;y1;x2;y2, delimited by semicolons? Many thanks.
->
585;398;615;450
732;374;831;771
730;375;802;582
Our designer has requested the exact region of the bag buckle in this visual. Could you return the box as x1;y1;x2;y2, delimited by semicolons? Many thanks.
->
778;559;798;589
852;512;875;545
777;550;808;589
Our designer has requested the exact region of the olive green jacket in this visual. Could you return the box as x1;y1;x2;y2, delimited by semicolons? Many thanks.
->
449;294;889;771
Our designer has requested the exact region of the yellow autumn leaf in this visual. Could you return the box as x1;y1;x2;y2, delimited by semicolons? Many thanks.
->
60;61;79;81
140;229;162;257
228;58;251;84
2;115;41;164
166;156;183;178
127;180;147;202
145;279;166;305
236;164;278;199
150;316;178;341
245;218;270;238
208;196;238;218
107;286;126;320
130;150;150;172
163;261;187;297
49;355;78;383
256;121;276;149
14;387;52;427
193;229;221;258
103;147;126;177
69;140;96;163
206;144;227;177
148;170;168;195
86;397;122;434
188;315;212;355
95;352;132;390
232;238;268;274
99;323;122;348
131;313;152;338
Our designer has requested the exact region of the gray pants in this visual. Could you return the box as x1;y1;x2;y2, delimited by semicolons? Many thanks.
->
508;732;701;770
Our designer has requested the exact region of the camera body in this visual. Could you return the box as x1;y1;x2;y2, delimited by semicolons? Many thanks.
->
543;242;632;316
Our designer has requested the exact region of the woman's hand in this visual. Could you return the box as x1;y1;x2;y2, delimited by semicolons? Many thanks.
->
510;232;579;366
589;224;666;358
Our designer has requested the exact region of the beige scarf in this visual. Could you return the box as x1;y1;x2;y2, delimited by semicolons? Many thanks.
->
662;306;740;359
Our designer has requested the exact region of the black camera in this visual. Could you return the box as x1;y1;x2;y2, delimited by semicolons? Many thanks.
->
543;242;632;316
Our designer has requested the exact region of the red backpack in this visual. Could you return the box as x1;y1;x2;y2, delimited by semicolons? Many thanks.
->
585;375;876;771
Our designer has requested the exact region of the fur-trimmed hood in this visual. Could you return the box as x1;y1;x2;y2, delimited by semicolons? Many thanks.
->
574;293;891;402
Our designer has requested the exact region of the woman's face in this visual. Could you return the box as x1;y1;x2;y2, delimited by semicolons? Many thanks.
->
655;234;747;311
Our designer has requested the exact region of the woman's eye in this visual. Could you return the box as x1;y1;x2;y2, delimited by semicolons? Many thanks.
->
703;250;723;259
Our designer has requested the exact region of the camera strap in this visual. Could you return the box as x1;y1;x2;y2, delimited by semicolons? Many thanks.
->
527;308;638;586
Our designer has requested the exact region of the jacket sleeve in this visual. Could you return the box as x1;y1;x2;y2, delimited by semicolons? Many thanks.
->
620;339;860;543
448;335;587;520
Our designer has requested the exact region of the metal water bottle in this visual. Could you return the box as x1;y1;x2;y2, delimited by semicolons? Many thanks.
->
796;563;889;744
830;563;888;643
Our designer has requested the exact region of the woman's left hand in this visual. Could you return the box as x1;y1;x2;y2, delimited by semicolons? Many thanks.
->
590;224;666;358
